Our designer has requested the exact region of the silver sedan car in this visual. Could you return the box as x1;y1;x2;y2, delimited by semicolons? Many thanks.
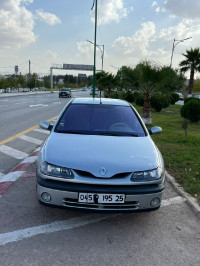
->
36;98;165;212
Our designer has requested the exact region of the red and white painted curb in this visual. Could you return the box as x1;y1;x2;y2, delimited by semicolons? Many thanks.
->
0;147;40;196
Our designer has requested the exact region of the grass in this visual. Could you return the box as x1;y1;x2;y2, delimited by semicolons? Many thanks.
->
133;103;200;205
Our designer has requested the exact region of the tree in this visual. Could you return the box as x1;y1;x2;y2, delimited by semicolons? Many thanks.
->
96;71;118;97
159;66;185;93
122;61;166;125
179;48;200;94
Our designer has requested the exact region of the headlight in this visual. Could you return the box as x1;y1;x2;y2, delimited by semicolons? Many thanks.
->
40;162;74;179
131;167;162;182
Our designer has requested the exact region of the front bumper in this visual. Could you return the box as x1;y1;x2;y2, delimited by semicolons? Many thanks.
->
37;174;165;212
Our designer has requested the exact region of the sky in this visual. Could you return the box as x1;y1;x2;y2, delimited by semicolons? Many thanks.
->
1;0;200;77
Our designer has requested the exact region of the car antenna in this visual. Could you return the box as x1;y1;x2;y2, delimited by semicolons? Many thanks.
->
99;86;102;104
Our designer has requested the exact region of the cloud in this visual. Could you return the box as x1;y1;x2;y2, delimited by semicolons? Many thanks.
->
35;9;61;25
165;0;200;19
112;22;156;57
155;7;166;13
158;21;199;41
111;19;200;67
152;2;157;7
0;0;36;49
91;0;127;25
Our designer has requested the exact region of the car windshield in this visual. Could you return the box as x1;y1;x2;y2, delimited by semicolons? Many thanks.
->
61;88;69;91
55;104;146;137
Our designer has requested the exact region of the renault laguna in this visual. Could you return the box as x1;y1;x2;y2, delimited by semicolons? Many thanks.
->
36;98;165;212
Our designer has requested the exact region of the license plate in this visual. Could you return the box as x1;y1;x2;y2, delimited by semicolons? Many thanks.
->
78;193;125;204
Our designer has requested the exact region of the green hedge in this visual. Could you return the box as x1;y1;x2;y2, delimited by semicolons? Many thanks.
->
181;100;200;122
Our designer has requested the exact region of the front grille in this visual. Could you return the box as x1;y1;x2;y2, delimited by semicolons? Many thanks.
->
74;169;131;179
63;197;139;210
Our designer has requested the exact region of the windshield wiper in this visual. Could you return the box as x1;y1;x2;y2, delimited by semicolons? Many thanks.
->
56;130;86;135
96;132;139;137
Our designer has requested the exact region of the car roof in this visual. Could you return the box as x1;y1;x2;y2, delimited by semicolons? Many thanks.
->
72;98;130;106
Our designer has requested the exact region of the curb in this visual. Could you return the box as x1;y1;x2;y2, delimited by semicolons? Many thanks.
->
0;147;40;196
166;171;200;217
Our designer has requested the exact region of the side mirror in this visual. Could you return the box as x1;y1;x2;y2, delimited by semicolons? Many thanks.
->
40;121;53;131
149;126;162;135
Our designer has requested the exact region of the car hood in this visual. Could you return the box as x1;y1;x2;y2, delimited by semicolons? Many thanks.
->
42;133;162;178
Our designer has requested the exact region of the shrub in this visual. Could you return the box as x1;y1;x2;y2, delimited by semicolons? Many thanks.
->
104;90;108;98
184;97;200;104
151;94;170;112
181;100;200;122
119;91;126;100
135;94;144;106
169;92;179;104
110;91;119;99
124;91;135;102
133;91;140;101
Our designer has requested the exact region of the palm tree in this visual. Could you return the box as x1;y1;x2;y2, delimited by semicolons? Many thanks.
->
179;48;200;94
96;71;118;97
122;61;166;125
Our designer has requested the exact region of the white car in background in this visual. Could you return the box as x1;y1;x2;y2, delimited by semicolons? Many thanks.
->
176;92;184;100
195;94;200;99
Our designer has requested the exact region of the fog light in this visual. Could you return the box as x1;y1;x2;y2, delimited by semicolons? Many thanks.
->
41;192;51;202
150;197;160;208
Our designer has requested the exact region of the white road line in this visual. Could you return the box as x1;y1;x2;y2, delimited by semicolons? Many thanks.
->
0;171;24;183
0;145;28;159
0;105;8;108
16;102;28;104
21;156;37;164
18;135;43;145
30;104;48;107
161;196;186;207
34;128;50;134
0;196;186;246
0;214;114;246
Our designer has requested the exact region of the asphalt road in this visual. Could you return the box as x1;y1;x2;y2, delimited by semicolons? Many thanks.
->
0;165;199;266
0;91;199;265
0;90;87;175
0;92;70;141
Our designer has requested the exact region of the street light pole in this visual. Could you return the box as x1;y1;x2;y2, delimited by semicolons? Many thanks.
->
170;37;192;68
92;0;98;99
86;39;104;71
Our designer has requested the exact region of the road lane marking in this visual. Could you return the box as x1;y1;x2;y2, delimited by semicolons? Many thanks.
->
30;104;48;107
0;214;115;246
34;128;50;134
0;145;28;159
0;105;8;108
21;156;37;164
161;196;186;207
18;135;43;145
0;196;186;246
0;171;24;183
0;116;57;146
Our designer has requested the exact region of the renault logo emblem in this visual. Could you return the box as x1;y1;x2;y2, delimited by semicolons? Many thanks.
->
99;167;107;176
